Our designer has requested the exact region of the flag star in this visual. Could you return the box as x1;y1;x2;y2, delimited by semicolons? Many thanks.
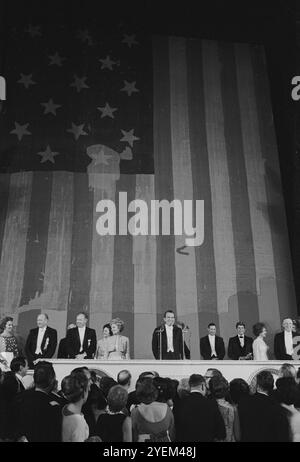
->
122;34;138;48
99;56;117;70
10;122;31;141
26;24;42;38
120;129;140;147
37;145;59;164
120;80;139;96
18;73;36;89
70;75;89;93
97;103;118;119
67;123;88;141
41;98;62;116
87;150;112;166
48;52;66;66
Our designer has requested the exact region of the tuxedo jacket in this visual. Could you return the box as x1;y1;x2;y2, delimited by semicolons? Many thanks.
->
274;331;297;360
152;325;184;360
174;392;226;442
227;335;253;360
66;326;97;359
25;326;57;367
200;335;225;360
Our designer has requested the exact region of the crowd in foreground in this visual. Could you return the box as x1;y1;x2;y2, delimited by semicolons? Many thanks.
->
0;359;300;442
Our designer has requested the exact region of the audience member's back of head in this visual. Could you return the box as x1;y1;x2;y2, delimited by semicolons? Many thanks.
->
62;374;88;403
117;370;131;387
177;378;190;399
229;378;250;405
136;377;158;405
33;361;56;392
107;385;128;412
206;368;223;379
153;377;174;402
256;371;274;395
279;363;297;379
99;376;117;398
275;377;299;405
209;376;229;400
10;356;27;374
188;374;206;389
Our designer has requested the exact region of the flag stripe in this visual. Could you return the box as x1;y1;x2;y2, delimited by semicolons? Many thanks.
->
235;43;281;331
133;174;157;359
20;172;53;308
202;40;239;340
169;37;199;357
67;173;94;325
111;174;136;357
251;46;297;321
153;36;176;324
41;171;73;313
0;172;32;313
187;38;219;339
219;41;259;328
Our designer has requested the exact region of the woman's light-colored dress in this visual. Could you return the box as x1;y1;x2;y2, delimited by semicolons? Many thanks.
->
252;336;269;361
96;335;130;360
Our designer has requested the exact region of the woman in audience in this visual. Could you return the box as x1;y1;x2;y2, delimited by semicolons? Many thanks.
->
131;378;175;442
95;385;132;442
275;377;300;442
0;317;19;369
104;318;130;360
252;322;269;361
96;323;113;360
209;376;240;442
229;378;250;405
279;363;297;380
61;374;90;442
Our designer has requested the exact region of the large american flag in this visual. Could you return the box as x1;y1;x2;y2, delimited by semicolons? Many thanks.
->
0;16;297;358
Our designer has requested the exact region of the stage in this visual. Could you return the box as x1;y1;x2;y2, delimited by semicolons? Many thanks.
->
24;359;300;391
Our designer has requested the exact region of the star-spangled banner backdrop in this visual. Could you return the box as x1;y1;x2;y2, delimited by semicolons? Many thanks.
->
0;19;297;358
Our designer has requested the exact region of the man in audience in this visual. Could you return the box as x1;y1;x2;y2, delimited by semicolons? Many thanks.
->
117;369;132;391
25;313;57;368
200;323;225;360
174;374;226;441
228;322;253;360
238;370;290;441
16;361;62;442
274;318;297;360
66;312;97;359
10;356;28;392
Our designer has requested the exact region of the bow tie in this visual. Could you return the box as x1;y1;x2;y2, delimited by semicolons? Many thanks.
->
239;336;244;339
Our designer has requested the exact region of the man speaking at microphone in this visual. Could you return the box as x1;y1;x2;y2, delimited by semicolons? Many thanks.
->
152;310;185;360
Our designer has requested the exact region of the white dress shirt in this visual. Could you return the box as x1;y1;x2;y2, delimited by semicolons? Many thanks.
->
208;334;217;357
78;326;86;352
239;335;245;348
284;331;294;356
165;325;174;352
35;327;46;354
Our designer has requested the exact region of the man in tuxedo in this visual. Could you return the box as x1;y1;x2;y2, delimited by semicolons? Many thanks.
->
274;318;297;360
25;313;57;368
152;310;184;360
10;356;29;392
228;322;253;360
173;374;226;442
66;312;97;359
238;370;289;442
200;323;225;360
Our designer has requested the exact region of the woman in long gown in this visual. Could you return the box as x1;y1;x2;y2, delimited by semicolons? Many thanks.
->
0;317;19;369
252;322;269;361
96;323;113;360
105;318;130;360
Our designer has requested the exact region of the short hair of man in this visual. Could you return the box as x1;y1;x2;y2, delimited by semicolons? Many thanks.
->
189;374;205;388
208;322;216;328
163;310;175;318
256;370;274;394
205;368;223;379
39;313;49;320
33;361;56;391
77;311;88;320
10;356;27;373
236;321;245;329
99;376;118;398
107;385;128;412
117;369;132;387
